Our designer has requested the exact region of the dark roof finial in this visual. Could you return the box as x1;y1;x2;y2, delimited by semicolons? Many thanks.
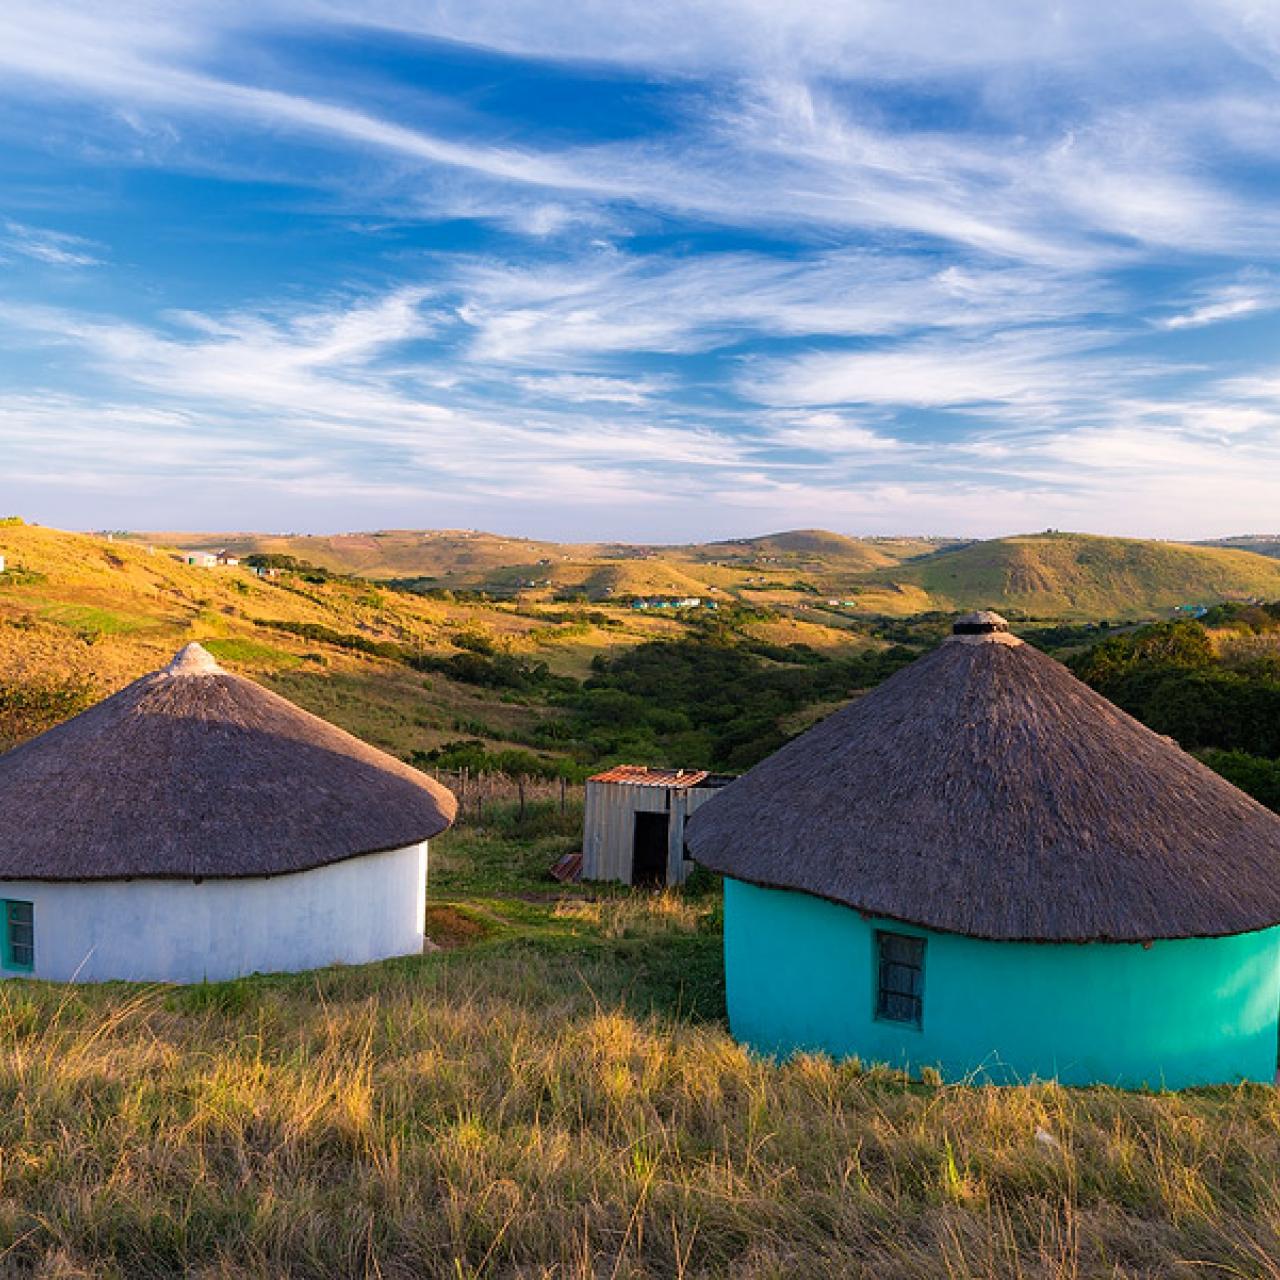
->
952;610;1010;636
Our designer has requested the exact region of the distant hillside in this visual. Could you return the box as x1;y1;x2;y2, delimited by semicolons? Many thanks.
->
121;528;951;601
0;523;867;760
878;533;1280;618
694;529;951;570
82;525;1280;620
1200;536;1280;560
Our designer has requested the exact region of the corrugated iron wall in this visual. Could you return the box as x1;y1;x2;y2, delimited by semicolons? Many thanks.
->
667;786;720;885
584;780;722;885
583;780;671;882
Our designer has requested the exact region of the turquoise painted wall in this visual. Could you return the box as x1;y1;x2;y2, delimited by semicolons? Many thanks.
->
723;878;1280;1088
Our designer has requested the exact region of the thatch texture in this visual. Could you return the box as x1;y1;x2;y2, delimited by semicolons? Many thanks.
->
0;645;456;880
685;628;1280;942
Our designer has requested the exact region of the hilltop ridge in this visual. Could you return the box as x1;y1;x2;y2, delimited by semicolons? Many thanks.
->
878;532;1280;616
114;525;1280;618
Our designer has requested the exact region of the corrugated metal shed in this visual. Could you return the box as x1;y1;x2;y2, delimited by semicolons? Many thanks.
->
582;765;732;886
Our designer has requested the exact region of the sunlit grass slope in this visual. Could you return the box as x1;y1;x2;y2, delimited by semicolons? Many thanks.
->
0;523;673;758
880;532;1280;618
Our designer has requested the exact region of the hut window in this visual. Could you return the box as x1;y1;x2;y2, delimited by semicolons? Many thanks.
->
3;900;33;972
875;931;924;1027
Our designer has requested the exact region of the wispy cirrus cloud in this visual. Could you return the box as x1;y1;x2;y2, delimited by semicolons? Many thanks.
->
1;220;101;266
3;1;1280;538
5;2;1280;264
1157;274;1280;330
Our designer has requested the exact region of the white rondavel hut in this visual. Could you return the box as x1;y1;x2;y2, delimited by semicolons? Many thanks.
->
0;644;457;984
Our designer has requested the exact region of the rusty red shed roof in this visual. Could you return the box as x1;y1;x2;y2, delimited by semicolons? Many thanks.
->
588;765;710;788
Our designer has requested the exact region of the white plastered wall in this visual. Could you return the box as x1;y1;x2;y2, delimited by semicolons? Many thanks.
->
0;841;427;984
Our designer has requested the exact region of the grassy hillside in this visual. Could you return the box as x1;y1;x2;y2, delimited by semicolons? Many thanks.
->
1202;535;1280;560
121;527;950;605
0;523;873;765
878;532;1280;618
121;526;1280;620
0;523;661;759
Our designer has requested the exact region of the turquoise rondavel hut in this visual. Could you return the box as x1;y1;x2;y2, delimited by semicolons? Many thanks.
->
685;611;1280;1088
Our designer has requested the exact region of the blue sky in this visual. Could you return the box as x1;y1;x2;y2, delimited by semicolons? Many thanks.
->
2;2;1280;540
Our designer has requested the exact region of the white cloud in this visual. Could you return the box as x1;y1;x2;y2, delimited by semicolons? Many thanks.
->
741;327;1139;415
1;220;101;267
451;248;1112;366
1158;275;1280;330
514;374;673;404
5;1;1280;264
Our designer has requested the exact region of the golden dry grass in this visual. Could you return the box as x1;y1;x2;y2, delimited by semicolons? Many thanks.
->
2;917;1280;1280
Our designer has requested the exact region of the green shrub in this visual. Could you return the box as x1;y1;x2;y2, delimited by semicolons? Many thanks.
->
1200;749;1280;813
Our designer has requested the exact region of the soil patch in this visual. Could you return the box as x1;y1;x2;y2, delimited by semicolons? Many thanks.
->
423;904;491;949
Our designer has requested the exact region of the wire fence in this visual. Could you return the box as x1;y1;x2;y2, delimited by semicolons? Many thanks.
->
421;767;584;824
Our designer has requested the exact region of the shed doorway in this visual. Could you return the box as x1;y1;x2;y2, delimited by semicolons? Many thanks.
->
632;811;670;887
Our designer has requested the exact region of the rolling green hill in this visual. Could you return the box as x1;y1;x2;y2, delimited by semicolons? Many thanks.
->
0;522;868;760
876;532;1280;618
0;523;665;758
1201;535;1280;560
119;527;950;602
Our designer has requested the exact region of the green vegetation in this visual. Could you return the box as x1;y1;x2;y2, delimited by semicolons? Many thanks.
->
38;601;160;636
1200;750;1280;812
883;531;1280;617
0;675;96;748
565;634;917;769
200;637;304;668
1069;620;1280;759
1069;610;1280;811
413;738;584;780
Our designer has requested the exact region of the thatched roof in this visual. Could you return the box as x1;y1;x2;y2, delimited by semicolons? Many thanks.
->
685;614;1280;942
0;644;456;881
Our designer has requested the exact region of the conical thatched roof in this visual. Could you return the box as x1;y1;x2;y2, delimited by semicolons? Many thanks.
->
685;614;1280;943
0;644;456;881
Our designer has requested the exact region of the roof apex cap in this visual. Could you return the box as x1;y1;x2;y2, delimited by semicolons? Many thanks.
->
165;642;222;677
948;610;1021;645
952;610;1010;634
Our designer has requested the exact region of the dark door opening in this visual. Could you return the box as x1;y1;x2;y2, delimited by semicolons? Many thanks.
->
632;811;670;887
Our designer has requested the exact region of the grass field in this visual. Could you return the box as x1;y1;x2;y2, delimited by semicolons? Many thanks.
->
3;804;1280;1278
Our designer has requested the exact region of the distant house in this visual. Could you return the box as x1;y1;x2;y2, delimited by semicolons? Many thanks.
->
687;610;1280;1088
215;551;240;567
0;644;456;984
630;596;709;611
180;551;218;568
582;766;732;887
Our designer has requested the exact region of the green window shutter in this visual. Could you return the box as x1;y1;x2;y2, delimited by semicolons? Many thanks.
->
875;930;924;1027
3;900;34;972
